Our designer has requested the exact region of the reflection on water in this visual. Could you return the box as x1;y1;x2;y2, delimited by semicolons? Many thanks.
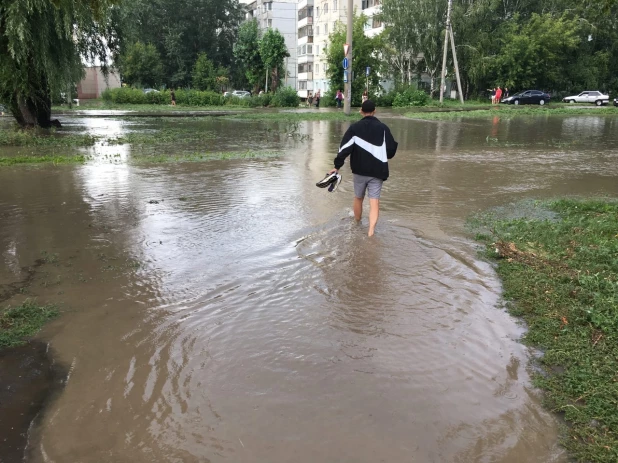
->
3;113;618;462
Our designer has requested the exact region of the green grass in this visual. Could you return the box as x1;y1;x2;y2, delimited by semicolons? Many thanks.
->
406;105;618;120
0;129;96;147
474;199;618;462
132;150;282;164
0;155;87;166
0;300;58;349
106;128;216;145
229;111;362;121
51;100;250;112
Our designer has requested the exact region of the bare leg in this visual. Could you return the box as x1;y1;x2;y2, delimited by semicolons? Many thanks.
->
353;197;363;222
368;198;379;236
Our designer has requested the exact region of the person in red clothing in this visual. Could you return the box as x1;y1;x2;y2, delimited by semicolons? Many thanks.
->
495;86;503;104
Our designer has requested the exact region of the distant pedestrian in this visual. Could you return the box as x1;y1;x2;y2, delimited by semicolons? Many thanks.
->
495;86;503;104
490;88;496;104
362;89;368;103
315;90;321;108
504;87;509;98
336;89;343;108
171;89;176;106
307;91;313;107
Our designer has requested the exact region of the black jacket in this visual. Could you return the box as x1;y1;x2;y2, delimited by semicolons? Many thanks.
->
334;116;398;180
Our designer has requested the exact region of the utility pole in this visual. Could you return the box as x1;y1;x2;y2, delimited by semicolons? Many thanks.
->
439;0;464;104
265;67;269;93
344;0;353;115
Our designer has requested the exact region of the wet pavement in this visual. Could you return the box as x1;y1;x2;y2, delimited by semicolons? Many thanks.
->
2;112;618;462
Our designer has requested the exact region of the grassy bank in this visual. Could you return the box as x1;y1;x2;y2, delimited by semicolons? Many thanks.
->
132;150;281;164
0;301;58;349
229;110;362;122
0;154;87;166
0;150;281;166
406;105;618;120
474;199;618;462
0;129;96;147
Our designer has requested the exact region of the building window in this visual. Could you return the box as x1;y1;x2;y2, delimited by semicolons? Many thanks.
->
334;0;338;11
372;17;382;28
268;19;272;27
324;3;328;14
364;20;371;30
316;26;319;36
333;21;337;31
307;45;313;54
266;2;272;10
316;6;319;17
316;45;319;55
315;64;319;73
325;24;328;34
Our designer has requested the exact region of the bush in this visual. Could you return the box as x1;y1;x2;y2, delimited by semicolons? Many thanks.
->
271;86;300;108
375;90;395;107
102;87;230;106
393;87;430;107
101;88;112;103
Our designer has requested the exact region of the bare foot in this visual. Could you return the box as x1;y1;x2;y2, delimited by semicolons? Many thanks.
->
368;229;375;237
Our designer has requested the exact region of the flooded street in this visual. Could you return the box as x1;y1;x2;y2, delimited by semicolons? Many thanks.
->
3;113;618;462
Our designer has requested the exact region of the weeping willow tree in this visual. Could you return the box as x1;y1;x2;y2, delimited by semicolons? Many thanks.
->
0;0;121;127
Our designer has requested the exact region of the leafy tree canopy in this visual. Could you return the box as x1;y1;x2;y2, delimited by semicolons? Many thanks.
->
326;15;384;105
119;42;163;88
0;0;121;126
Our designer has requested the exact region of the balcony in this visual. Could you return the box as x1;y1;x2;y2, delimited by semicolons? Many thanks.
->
298;16;313;29
298;72;314;81
361;0;381;9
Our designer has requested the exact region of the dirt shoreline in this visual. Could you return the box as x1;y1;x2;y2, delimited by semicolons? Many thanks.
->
0;342;66;462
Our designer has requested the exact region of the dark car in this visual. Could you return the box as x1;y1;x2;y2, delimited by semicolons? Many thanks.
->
501;90;551;106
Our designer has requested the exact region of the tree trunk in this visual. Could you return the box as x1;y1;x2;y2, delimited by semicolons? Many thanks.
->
11;89;59;128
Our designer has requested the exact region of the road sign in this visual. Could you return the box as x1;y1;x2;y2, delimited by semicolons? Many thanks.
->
343;71;348;83
343;43;350;56
366;66;371;76
342;58;349;70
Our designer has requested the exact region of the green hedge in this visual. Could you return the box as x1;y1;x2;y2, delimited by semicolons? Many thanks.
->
101;87;299;108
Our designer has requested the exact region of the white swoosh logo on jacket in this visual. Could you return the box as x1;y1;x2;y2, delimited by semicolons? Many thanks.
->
338;133;387;163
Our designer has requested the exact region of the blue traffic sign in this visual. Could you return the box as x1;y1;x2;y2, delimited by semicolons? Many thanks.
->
366;66;371;76
342;58;349;70
343;71;348;83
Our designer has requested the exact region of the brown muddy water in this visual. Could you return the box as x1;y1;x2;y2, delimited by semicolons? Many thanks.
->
2;112;618;462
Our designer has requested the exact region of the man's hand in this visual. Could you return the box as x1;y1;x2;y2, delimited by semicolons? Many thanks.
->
328;168;339;175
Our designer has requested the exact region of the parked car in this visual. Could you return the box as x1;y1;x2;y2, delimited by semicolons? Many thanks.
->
502;90;551;105
224;90;251;98
613;97;618;107
562;91;609;106
143;88;160;94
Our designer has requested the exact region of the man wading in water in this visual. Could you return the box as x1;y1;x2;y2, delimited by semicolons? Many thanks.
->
329;100;398;236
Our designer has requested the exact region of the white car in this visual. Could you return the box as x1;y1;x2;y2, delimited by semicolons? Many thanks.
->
563;91;609;106
231;90;251;98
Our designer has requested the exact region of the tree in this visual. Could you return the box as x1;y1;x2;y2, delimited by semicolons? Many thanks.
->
326;15;384;105
259;29;289;92
192;53;217;91
490;14;581;91
0;0;120;127
119;42;163;88
119;0;243;88
380;0;446;95
233;19;264;92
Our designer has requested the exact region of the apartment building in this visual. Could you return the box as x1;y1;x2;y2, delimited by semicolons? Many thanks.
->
361;0;384;38
244;0;298;90
297;0;386;99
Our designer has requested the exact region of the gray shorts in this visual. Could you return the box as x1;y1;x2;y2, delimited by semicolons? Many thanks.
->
353;174;383;199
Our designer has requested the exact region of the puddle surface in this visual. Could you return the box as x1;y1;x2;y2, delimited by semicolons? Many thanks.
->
3;113;618;462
